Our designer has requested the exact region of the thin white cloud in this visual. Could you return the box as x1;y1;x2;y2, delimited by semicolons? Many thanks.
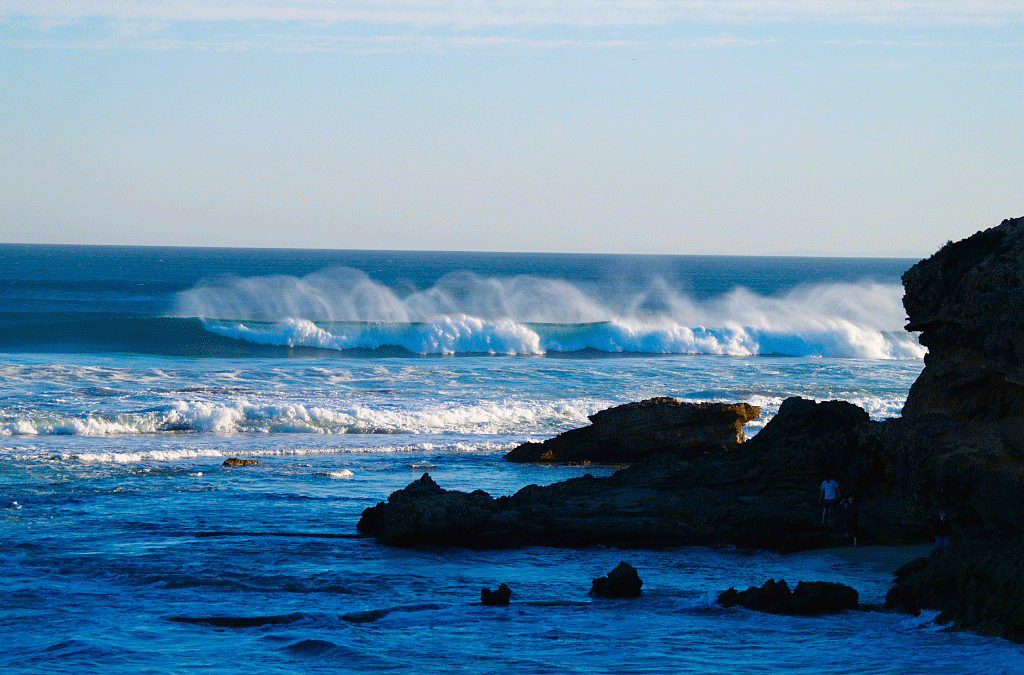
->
821;38;972;47
2;1;1023;28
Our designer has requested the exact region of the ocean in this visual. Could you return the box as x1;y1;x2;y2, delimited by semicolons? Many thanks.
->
1;244;1021;674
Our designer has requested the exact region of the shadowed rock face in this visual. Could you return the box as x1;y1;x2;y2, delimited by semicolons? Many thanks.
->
590;562;643;598
886;539;1024;643
481;583;512;606
505;399;761;464
902;217;1024;448
357;397;888;551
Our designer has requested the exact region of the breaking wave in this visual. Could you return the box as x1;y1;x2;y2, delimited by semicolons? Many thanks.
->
172;268;924;360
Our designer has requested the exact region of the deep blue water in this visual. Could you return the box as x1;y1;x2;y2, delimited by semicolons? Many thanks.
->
2;245;1021;674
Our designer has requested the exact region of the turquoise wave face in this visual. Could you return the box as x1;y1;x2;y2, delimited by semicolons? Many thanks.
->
199;317;924;360
177;266;924;359
0;314;924;359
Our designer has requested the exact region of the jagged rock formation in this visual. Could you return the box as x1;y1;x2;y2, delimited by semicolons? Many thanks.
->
357;396;890;551
901;217;1024;443
505;399;761;464
481;583;512;606
590;562;643;598
357;474;499;546
718;579;859;615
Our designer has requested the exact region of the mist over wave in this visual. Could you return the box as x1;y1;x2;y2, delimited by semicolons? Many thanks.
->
173;268;924;359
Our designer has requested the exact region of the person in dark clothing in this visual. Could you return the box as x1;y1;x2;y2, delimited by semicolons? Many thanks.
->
843;497;860;547
933;511;952;550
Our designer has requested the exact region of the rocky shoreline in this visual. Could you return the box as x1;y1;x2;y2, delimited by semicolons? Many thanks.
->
357;216;1024;642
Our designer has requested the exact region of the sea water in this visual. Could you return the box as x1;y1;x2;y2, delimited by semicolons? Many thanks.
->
1;245;1021;674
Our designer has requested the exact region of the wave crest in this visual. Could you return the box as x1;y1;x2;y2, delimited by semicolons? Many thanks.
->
174;268;924;359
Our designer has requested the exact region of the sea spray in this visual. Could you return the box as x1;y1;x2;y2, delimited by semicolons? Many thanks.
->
178;269;924;359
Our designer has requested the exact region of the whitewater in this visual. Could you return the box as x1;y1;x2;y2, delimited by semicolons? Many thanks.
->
177;266;925;359
2;245;1021;674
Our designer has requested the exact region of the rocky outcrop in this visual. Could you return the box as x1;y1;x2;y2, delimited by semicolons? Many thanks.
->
885;539;1024;643
481;583;512;606
901;217;1024;448
590;562;643;598
505;398;761;464
358;397;890;551
222;458;262;467
718;579;859;615
356;474;499;546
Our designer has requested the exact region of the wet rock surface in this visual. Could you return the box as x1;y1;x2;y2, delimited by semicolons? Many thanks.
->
222;458;262;467
589;562;643;598
481;583;512;606
717;579;859;615
505;399;761;464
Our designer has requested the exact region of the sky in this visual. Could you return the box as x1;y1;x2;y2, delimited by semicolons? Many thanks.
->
1;2;1022;257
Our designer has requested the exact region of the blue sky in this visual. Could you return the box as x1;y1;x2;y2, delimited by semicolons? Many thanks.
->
1;2;1021;256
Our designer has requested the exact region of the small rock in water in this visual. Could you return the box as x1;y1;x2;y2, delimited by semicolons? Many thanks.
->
222;458;262;467
590;562;643;598
481;583;512;606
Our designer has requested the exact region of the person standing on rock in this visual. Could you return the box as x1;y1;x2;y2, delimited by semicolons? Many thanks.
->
820;476;841;525
933;511;952;550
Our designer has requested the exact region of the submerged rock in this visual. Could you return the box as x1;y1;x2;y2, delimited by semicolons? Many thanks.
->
717;579;859;615
590;562;643;598
481;583;512;606
506;398;761;464
222;458;262;467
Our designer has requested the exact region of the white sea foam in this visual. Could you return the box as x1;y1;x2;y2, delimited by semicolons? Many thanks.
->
1;399;594;438
175;269;925;359
1;389;910;442
322;469;354;479
57;440;514;464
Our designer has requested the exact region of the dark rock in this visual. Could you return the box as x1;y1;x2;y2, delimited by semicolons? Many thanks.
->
590;562;643;598
506;398;761;464
356;398;883;551
481;583;512;606
902;217;1024;442
356;473;501;546
717;579;859;615
885;538;1024;642
222;458;262;467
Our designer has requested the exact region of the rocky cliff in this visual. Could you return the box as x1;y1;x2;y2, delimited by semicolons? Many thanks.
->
505;398;761;464
901;217;1024;444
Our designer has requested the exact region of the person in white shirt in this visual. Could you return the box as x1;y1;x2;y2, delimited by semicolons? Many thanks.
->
820;477;841;525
